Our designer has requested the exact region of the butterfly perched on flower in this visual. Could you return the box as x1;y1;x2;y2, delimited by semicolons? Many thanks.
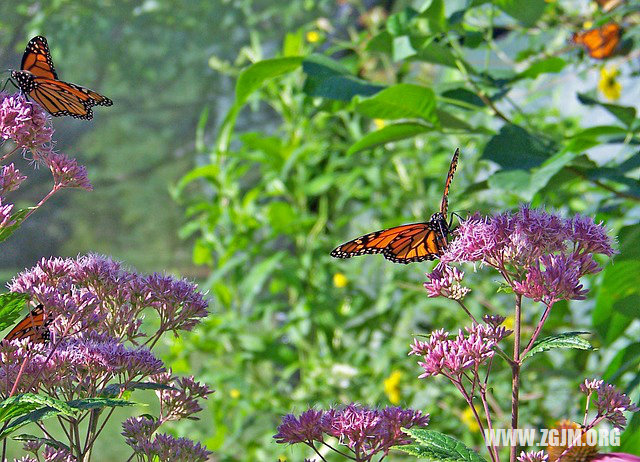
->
11;36;112;119
331;148;459;264
572;23;621;59
3;304;52;344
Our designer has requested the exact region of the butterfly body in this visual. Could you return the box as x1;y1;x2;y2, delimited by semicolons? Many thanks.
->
3;305;52;344
12;36;112;119
331;149;459;264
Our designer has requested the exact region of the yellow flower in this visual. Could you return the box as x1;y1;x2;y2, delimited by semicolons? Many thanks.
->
306;31;321;43
333;273;348;288
503;316;515;331
230;388;241;399
598;67;621;101
383;370;403;404
582;20;594;29
373;118;386;129
461;406;480;433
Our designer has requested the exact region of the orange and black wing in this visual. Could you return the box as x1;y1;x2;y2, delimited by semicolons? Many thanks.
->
12;71;113;120
331;222;445;264
572;23;621;59
3;305;51;343
440;148;460;218
21;36;58;80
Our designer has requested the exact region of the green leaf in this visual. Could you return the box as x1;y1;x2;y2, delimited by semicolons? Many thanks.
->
0;406;69;440
571;125;628;140
100;381;174;398
67;397;137;411
516;57;567;80
0;394;75;424
602;342;640;382
0;208;33;243
235;57;303;106
416;43;474;73
0;292;29;331
395;429;487;462
577;93;637;127
482;124;555;170
355;84;437;122
392;36;417;61
387;7;419;36
487;170;532;199
347;122;432;155
496;0;547;26
302;55;385;101
441;88;485;109
13;434;71;452
420;0;446;33
522;332;594;360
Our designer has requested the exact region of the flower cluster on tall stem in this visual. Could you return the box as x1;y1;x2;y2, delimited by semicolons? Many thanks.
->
0;92;92;242
1;254;211;461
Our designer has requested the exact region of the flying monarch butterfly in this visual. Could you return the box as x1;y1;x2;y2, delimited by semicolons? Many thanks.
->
11;36;112;119
331;148;459;264
3;304;52;344
572;22;621;59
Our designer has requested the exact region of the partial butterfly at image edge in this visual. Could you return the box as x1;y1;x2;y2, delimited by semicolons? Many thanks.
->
11;35;113;120
330;148;460;264
2;304;52;344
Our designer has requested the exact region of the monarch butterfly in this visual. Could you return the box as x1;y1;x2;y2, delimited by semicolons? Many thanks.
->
331;148;459;264
572;22;621;59
3;304;52;344
11;36;112;119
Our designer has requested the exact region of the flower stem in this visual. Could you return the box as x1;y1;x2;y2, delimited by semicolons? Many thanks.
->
521;302;553;358
510;294;522;462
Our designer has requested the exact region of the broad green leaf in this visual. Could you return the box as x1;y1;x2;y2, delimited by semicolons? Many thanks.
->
393;36;417;61
367;31;393;54
0;208;33;244
522;332;594;360
577;93;637;127
13;434;70;452
347;122;432;155
416;43;474;73
387;7;419;36
235;57;303;106
303;68;384;102
441;88;485;109
482;124;555;170
487;170;531;198
267;201;298;234
602;342;640;382
516;57;566;80
0;406;68;440
355;84;437;122
67;397;137;411
420;0;446;33
0;292;29;331
101;381;174;398
395;429;487;462
571;125;628;139
527;149;579;196
0;394;75;424
496;0;547;26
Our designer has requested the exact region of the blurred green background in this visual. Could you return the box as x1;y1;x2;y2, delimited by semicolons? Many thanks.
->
1;0;640;460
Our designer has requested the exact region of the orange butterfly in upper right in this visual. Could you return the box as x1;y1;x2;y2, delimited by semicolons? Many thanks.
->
572;22;621;59
11;35;112;119
331;149;459;264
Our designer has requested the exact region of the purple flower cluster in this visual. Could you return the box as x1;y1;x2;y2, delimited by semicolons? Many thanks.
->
438;207;615;305
151;372;214;422
409;319;511;379
0;163;26;195
274;404;429;460
45;151;92;191
0;92;53;154
580;379;639;429
517;450;548;462
424;262;470;299
122;417;212;462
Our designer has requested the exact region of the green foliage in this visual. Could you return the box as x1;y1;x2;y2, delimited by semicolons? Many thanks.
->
395;429;486;462
0;292;29;332
173;0;640;458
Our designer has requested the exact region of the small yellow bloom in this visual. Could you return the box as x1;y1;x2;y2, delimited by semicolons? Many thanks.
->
503;316;515;331
230;388;241;399
598;67;621;101
306;31;321;43
383;370;403;404
373;118;386;129
333;273;348;288
582;20;594;29
461;406;480;433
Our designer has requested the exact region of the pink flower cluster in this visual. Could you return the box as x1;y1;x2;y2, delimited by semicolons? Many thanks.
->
436;206;615;305
274;404;429;461
580;379;639;429
409;319;511;379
